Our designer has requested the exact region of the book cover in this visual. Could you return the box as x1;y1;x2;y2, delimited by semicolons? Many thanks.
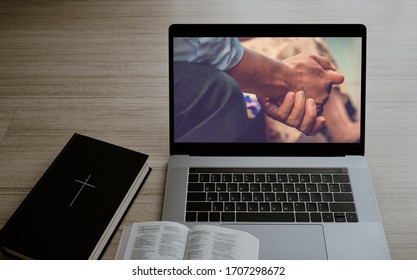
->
0;133;150;259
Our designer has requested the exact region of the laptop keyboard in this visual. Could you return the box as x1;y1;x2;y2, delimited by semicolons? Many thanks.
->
185;168;358;223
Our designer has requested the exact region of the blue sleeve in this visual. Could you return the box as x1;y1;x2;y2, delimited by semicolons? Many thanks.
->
173;37;244;71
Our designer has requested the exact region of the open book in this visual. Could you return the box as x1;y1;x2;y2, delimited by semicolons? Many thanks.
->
115;221;259;260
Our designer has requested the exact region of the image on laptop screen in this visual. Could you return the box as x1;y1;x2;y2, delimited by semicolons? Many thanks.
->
172;36;362;145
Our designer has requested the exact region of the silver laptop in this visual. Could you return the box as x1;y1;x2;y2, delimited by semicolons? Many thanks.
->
162;24;390;259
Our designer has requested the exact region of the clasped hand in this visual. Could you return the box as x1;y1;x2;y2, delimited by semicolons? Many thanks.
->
260;53;344;135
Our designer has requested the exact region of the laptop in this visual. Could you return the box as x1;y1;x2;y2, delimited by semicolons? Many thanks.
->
162;24;390;259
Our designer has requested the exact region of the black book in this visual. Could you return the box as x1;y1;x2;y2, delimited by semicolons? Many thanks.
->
0;133;151;259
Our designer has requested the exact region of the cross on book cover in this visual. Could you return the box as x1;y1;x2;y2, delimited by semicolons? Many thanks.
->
0;133;151;259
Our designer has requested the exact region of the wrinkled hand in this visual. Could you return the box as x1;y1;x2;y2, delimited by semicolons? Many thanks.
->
259;91;325;136
283;53;344;115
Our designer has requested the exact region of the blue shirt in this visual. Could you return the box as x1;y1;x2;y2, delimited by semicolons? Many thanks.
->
173;37;244;71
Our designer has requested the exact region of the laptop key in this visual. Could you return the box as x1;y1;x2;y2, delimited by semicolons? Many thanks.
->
334;213;346;222
346;213;358;222
248;203;258;211
186;212;197;221
296;213;310;222
264;193;275;201
207;192;218;201
272;183;284;192
277;174;288;182
188;174;199;182
310;213;322;222
250;183;261;192
253;193;264;201
322;175;333;183
236;202;247;211
341;184;352;192
294;203;306;212
227;183;238;192
329;183;340;192
260;203;270;211
188;183;204;191
333;174;350;183
255;174;266;182
239;183;249;192
187;192;206;201
211;174;221;182
242;192;252;201
276;193;287;201
318;203;329;212
198;212;209;221
295;183;306;192
209;212;221;222
311;193;322;202
288;193;299;201
205;183;215;191
186;202;211;211
222;212;235;222
216;183;226;191
300;174;311;183
212;202;223;211
306;183;317;192
236;213;295;222
311;174;322;183
318;183;329;192
306;203;318;212
219;192;229;201
200;174;210;182
266;174;277;182
329;203;356;212
233;174;243;182
284;183;295;192
289;174;299;182
322;193;333;202
261;183;272;192
271;203;282;211
283;203;294;211
244;174;254;182
299;193;310;202
322;213;334;222
230;192;241;201
333;193;354;202
222;174;232;182
224;202;235;211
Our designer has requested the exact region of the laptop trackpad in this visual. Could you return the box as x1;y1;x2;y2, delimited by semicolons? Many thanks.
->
223;224;327;260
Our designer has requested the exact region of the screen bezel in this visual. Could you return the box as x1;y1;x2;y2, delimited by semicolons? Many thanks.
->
169;24;366;156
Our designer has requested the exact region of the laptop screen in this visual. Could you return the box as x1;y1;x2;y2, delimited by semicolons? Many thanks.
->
169;25;366;156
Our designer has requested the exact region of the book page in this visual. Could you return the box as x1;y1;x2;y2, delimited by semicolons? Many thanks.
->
184;225;259;260
121;221;189;260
